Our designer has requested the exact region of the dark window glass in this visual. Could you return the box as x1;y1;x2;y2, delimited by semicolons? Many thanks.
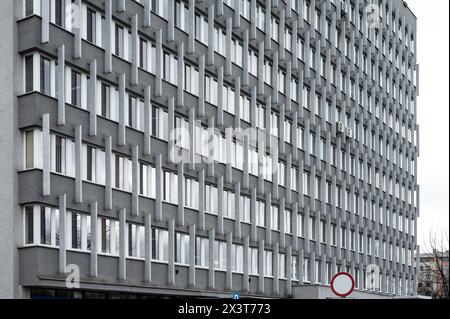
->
71;213;81;249
55;0;65;27
25;55;34;92
87;146;93;181
40;57;51;95
25;206;34;244
101;83;110;118
56;136;62;173
40;206;51;245
71;70;81;106
87;8;96;43
25;0;34;16
115;25;124;57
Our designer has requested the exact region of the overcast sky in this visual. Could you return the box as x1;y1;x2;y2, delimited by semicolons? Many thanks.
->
405;0;449;248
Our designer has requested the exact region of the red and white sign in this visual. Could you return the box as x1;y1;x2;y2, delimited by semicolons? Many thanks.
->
330;272;355;298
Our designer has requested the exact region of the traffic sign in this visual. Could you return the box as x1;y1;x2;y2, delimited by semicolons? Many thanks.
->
330;272;355;298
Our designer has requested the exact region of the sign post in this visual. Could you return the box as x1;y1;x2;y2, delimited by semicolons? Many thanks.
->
330;272;355;298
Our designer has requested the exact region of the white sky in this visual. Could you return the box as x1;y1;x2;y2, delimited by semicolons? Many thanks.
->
406;0;449;248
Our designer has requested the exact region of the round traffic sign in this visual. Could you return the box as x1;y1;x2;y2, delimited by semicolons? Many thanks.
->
330;272;355;298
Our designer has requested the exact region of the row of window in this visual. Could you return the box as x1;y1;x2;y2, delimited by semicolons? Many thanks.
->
23;0;418;121
23;52;418;183
24;127;419;221
23;204;415;280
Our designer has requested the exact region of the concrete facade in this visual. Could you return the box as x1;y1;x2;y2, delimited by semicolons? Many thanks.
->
0;0;419;299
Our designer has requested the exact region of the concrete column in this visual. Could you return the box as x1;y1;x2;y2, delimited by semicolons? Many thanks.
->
226;232;233;290
233;0;240;29
155;29;162;97
105;136;112;210
168;219;175;286
243;136;249;189
118;73;126;146
144;213;152;282
167;0;175;42
104;0;112;73
257;42;264;95
177;43;185;107
198;55;205;118
249;0;256;40
144;0;151;27
144;86;152;155
208;228;215;289
155;154;163;221
132;145;139;216
280;198;286;248
75;125;82;203
42;113;50;196
272;51;279;104
189;224;196;287
287;246;292;296
88;60;97;136
131;15;139;85
265;193;272;245
41;0;49;43
225;17;232;76
234;77;241;129
243;236;250;292
217;176;224;235
292;202;299;251
217;67;224;126
57;45;66;125
234;183;241;239
90;201;98;277
273;242;279;295
73;0;81;59
118;0;125;11
265;0;272;51
207;117;215;177
242;30;249;87
58;194;67;273
207;4;215;66
119;208;126;280
258;239;265;294
188;0;195;53
198;169;206;230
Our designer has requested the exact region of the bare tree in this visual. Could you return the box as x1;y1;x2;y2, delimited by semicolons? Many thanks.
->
418;231;449;299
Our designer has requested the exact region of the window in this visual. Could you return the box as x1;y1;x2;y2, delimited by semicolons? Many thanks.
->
271;206;279;231
196;237;209;267
231;244;243;272
278;253;286;279
115;24;124;57
25;206;34;244
25;55;34;93
25;0;34;16
214;240;227;270
128;224;145;258
152;228;169;262
25;130;35;169
249;247;258;275
24;205;60;247
264;250;273;277
71;70;81;107
184;178;199;209
69;211;91;251
40;57;51;95
101;83;111;118
175;233;190;265
87;8;96;43
284;210;292;234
